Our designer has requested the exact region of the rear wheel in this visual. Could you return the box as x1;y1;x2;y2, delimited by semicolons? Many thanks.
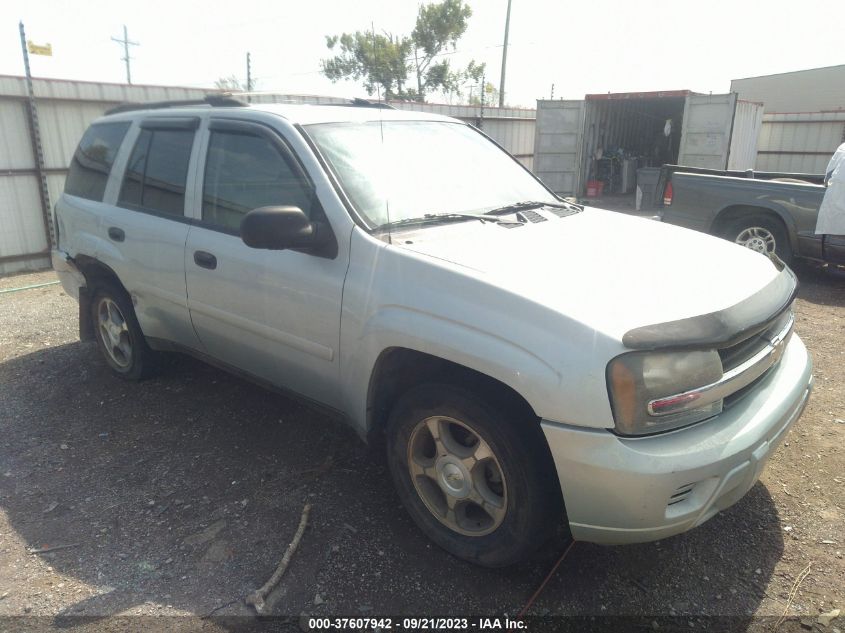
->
91;283;156;380
385;384;562;567
720;215;792;265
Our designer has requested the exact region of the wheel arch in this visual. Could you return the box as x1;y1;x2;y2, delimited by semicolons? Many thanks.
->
73;255;130;341
711;204;797;253
366;347;539;446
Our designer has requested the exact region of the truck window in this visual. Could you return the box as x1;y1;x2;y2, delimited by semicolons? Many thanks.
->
201;131;313;232
118;128;195;216
64;122;131;202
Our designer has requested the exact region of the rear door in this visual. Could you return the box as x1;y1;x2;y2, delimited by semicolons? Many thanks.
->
533;100;585;196
98;117;202;349
677;93;738;169
184;117;347;408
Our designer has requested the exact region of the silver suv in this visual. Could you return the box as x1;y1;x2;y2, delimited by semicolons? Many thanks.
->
53;97;813;566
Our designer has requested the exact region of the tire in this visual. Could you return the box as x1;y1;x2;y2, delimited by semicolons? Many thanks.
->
90;282;157;380
720;214;793;265
385;383;563;567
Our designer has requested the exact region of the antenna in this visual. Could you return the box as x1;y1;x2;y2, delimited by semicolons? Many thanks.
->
372;22;392;245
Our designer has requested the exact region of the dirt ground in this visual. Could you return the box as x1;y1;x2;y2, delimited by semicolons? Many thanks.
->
0;263;842;632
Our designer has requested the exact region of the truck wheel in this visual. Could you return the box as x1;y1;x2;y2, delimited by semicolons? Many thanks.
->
721;215;792;265
91;283;156;381
385;383;562;567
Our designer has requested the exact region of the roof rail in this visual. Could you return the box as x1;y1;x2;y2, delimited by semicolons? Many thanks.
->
104;94;247;116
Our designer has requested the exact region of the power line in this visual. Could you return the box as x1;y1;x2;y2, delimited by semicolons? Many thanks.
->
111;25;139;84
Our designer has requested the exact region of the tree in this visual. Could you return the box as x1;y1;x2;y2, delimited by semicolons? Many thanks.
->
322;32;412;99
468;81;500;106
321;0;484;102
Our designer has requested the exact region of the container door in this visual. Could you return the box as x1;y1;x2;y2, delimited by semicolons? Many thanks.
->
677;93;738;169
533;100;585;196
727;100;763;170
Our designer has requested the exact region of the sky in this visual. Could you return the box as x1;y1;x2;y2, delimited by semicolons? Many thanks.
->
1;0;843;108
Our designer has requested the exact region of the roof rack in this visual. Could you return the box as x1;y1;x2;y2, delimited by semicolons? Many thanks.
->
104;94;247;116
347;98;395;109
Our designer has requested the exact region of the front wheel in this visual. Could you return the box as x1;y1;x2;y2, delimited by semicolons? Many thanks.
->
385;384;563;567
720;215;792;265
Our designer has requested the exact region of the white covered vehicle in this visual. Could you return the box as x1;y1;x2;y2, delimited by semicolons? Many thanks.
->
53;98;813;566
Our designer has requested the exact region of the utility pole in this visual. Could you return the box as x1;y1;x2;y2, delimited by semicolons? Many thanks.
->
550;83;554;100
498;0;512;108
246;52;252;102
479;73;485;130
111;25;139;84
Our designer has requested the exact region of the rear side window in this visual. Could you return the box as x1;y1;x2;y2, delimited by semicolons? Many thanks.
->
201;131;313;231
64;122;130;201
118;128;195;216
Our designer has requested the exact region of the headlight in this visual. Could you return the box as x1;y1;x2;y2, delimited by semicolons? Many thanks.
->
607;350;724;435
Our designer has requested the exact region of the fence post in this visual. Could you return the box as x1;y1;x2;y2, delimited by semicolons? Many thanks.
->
19;21;55;251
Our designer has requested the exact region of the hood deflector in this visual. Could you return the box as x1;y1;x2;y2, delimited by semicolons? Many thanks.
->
622;264;798;351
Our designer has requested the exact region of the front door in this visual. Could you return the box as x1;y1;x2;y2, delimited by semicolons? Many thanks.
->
184;118;347;408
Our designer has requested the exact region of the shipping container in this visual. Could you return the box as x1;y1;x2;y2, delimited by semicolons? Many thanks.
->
534;91;763;203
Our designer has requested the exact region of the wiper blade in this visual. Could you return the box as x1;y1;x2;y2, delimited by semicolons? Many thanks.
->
487;200;581;216
378;212;523;230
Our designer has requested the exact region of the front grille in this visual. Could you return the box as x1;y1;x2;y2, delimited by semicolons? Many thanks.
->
718;308;794;408
718;308;792;373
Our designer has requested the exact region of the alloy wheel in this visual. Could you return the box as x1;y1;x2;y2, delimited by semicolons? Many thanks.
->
96;297;133;369
407;415;507;536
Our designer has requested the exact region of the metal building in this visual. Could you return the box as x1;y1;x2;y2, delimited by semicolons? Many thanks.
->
0;77;536;275
731;65;845;114
731;66;845;174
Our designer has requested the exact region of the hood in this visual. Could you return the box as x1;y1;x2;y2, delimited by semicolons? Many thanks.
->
395;207;785;344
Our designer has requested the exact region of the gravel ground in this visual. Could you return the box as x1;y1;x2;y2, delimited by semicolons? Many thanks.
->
0;264;842;632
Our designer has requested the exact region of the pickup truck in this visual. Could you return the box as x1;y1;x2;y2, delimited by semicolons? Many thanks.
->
658;165;845;266
53;98;813;567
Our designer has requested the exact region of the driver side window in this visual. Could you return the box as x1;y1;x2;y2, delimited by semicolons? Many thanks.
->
202;130;313;232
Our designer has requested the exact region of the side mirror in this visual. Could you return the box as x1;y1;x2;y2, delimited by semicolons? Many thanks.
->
240;206;333;253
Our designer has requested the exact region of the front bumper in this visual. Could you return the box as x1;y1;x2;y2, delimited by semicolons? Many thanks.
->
542;334;813;545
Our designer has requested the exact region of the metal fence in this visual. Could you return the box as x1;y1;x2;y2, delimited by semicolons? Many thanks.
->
0;78;536;275
756;111;845;173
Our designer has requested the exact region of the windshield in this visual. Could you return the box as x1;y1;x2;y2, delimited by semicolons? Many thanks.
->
305;120;558;228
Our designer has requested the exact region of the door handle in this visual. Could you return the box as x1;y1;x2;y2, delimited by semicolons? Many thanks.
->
193;250;217;270
107;227;125;242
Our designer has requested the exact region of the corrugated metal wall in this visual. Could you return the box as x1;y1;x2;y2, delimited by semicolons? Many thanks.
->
388;101;535;170
1;80;536;274
756;112;845;173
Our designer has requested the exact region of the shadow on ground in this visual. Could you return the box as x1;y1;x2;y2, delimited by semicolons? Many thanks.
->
0;339;786;623
793;261;845;308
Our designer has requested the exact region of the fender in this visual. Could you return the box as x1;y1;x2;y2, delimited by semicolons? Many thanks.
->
342;305;576;436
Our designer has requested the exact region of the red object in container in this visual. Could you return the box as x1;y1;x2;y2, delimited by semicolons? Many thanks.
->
586;180;604;198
